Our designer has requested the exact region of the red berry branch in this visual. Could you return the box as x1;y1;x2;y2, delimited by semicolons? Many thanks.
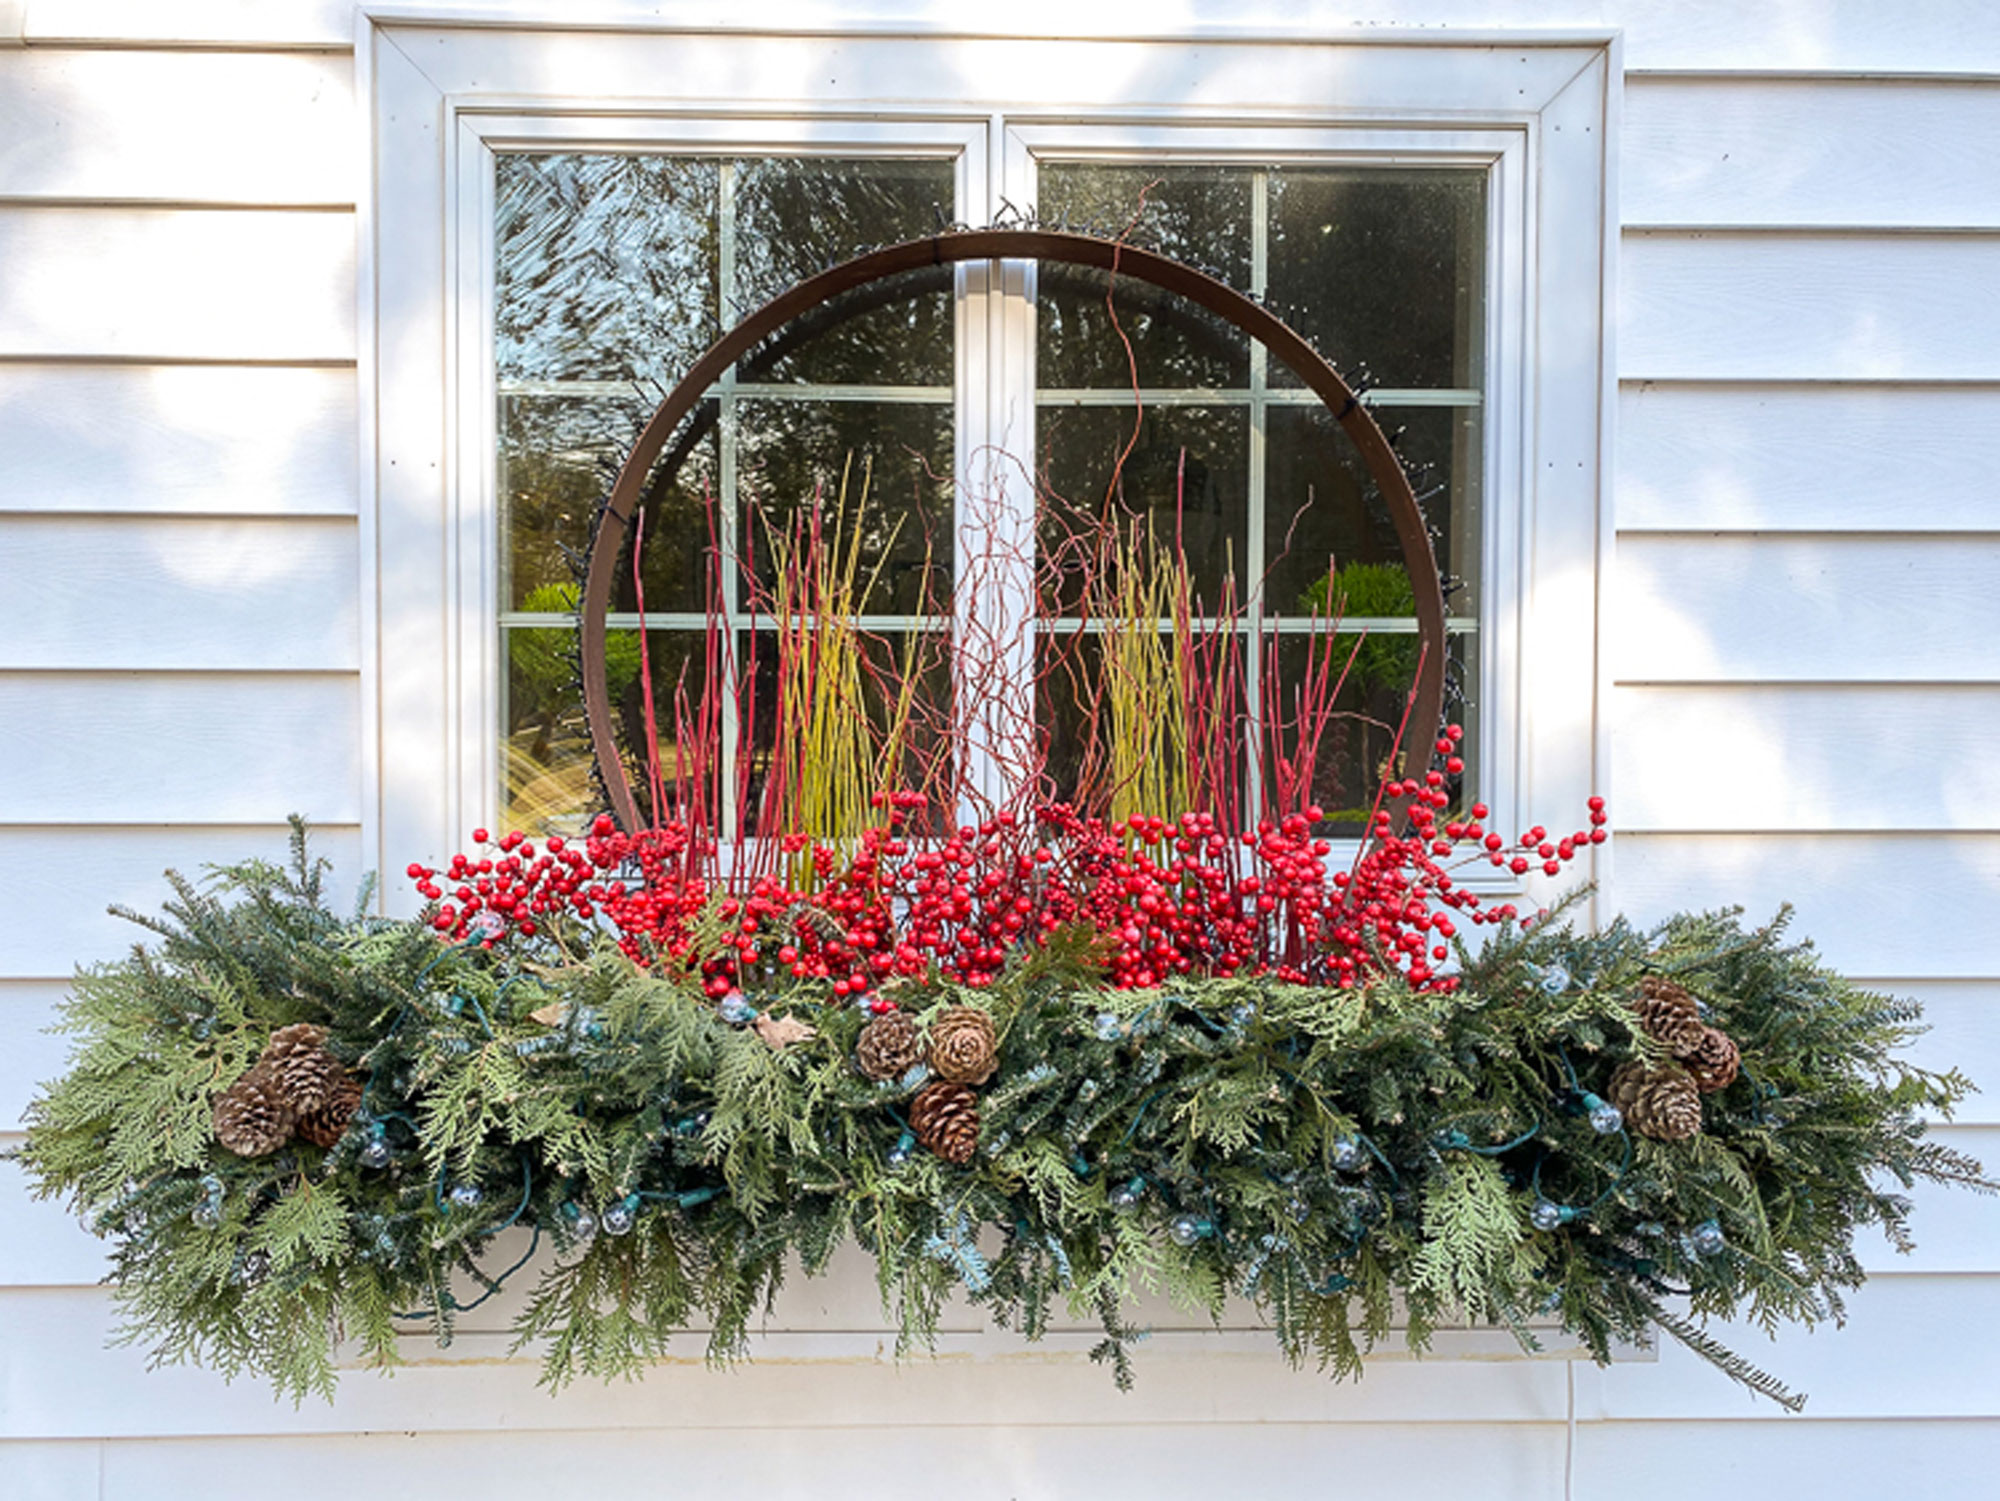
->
409;725;1607;1000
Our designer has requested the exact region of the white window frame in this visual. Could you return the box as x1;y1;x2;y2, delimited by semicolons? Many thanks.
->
361;15;1618;921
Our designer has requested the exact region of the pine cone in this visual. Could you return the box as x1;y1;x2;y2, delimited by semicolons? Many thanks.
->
927;1006;998;1086
212;1065;296;1156
294;1070;363;1149
1608;1060;1703;1142
1681;1025;1740;1094
262;1023;341;1112
910;1080;982;1165
855;1011;925;1081
1632;977;1706;1052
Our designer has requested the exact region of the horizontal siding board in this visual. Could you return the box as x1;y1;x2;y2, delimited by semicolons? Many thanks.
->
0;207;353;362
0;48;353;206
1869;981;2000;1118
86;1424;1561;1500
0;1158;111;1290
0;364;358;517
1610;833;2000;979
1616;382;2000;533
1609;685;2000;831
1;981;80;1129
1620;233;2000;382
1612;535;2000;683
0;1441;101;1501
1577;1420;2000;1501
0;1284;1577;1436
0;674;360;824
0;825;361;978
1624;76;2000;229
0;516;359;669
21;1;2000;73
1588;1274;2000;1419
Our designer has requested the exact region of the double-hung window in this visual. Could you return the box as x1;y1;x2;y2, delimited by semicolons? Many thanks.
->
365;21;1612;898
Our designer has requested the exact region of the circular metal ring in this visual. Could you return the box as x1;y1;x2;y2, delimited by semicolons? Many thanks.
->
581;229;1447;831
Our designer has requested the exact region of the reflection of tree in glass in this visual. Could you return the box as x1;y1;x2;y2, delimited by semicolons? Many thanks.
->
1267;170;1484;389
1036;405;1247;614
735;159;954;386
737;402;953;617
496;155;720;384
1038;165;1252;390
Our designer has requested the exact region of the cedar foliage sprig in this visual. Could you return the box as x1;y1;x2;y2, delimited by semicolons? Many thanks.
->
14;827;1988;1409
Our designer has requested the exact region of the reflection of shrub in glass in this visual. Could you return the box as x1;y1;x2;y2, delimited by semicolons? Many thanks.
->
506;583;645;836
511;583;642;714
1298;560;1418;697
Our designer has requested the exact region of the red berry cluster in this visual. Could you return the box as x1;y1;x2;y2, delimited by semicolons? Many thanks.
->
411;727;1606;1001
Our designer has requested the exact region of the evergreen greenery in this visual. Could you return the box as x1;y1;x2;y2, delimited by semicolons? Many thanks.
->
14;824;1989;1409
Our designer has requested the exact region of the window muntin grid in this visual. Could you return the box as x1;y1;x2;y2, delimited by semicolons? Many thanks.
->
494;152;1486;836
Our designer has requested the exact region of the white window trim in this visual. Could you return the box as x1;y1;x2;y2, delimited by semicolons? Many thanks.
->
361;15;1618;923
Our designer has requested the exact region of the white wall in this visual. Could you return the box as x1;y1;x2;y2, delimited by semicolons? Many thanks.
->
3;3;1998;1495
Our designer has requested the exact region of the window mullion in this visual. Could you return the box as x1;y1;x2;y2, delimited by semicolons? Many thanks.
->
717;160;743;842
1244;167;1270;821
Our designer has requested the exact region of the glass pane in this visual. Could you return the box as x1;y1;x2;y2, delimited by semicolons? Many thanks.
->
1263;404;1480;622
1036;628;1100;810
1268;630;1474;825
738;628;953;834
501;392;721;615
496;155;720;385
734;158;955;387
1036;164;1252;389
1036;404;1249;615
503;628;709;837
1266;169;1485;390
737;399;954;617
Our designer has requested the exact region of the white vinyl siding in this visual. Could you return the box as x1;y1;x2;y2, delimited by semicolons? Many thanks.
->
2;4;1997;1497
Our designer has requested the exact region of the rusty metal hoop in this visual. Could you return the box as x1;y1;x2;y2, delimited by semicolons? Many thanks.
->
581;229;1448;832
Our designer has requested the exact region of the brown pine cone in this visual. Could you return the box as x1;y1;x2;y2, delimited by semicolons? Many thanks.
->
212;1065;296;1156
927;1006;998;1086
909;1080;982;1165
1608;1059;1703;1142
855;1010;925;1081
1681;1025;1740;1094
262;1022;341;1113
1632;977;1706;1053
294;1070;363;1149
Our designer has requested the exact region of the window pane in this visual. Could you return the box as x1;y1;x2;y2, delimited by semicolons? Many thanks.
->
500;392;720;615
1264;404;1481;620
1035;403;1249;615
503;627;710;837
737;398;954;617
1266;169;1485;390
738;628;952;834
496;155;719;385
734;158;955;387
1269;631;1474;824
1036;163;1251;389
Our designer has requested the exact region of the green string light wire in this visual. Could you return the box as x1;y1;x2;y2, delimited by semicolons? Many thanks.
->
1530;1129;1634;1222
1436;1121;1542;1156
